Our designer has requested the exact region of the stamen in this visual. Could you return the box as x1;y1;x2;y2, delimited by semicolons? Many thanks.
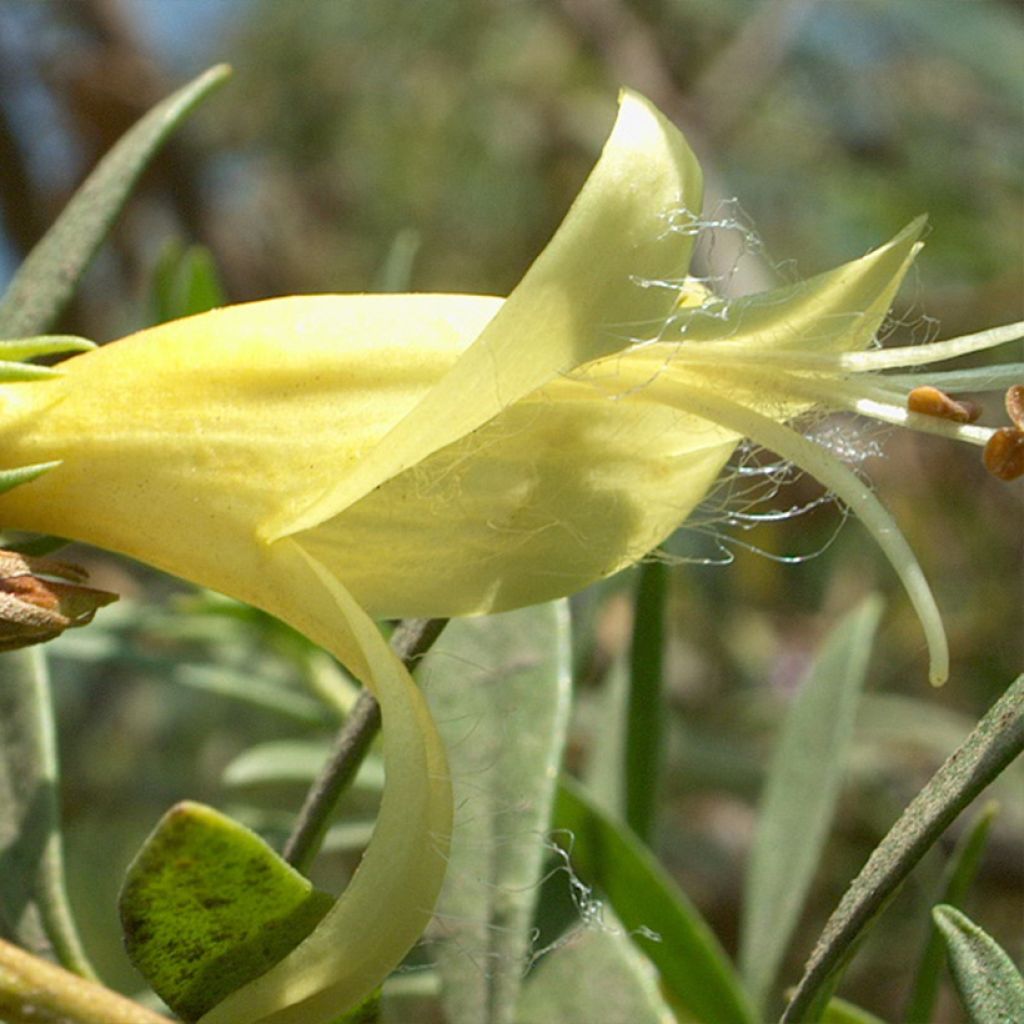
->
907;386;981;424
655;320;1024;374
835;321;1024;372
885;364;1024;393
983;429;1024;481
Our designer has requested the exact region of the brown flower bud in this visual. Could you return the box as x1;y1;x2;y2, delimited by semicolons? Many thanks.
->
0;551;118;652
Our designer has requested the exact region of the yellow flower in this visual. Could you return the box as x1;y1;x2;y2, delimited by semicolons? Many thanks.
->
0;91;1019;1022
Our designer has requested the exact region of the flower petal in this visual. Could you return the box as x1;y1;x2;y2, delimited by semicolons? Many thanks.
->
0;294;499;604
663;215;926;356
266;89;704;541
303;376;735;617
198;540;452;1024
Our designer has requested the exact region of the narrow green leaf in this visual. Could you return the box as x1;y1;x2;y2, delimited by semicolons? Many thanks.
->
172;663;337;726
933;904;1024;1024
0;64;231;338
0;335;95;361
740;596;883;1012
585;653;629;816
553;776;756;1024
517;924;675;1024
152;242;227;323
420;602;572;1024
372;228;421;293
625;560;668;842
904;802;999;1023
119;801;333;1023
821;996;889;1024
781;674;1024;1023
0;647;94;976
0;363;59;382
223;739;384;794
0;463;61;497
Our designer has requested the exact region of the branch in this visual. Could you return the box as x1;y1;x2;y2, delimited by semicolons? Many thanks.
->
282;618;448;873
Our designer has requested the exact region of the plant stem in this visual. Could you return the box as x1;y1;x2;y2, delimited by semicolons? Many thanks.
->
282;618;448;873
0;936;167;1024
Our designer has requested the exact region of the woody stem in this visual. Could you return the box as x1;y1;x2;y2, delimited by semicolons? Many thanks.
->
282;617;448;873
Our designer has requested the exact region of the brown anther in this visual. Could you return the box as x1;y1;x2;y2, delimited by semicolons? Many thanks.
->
1005;384;1024;430
0;550;118;652
983;427;1024;482
907;385;981;424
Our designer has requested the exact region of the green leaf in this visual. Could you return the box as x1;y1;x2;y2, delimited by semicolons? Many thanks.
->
0;648;94;976
119;801;333;1023
0;464;61;498
781;674;1024;1023
624;560;668;842
821;996;890;1024
0;336;95;361
0;64;231;338
223;739;384;794
152;242;227;323
0;363;59;382
371;228;421;293
553;776;756;1024
933;904;1024;1024
172;663;337;726
740;596;883;1012
517;924;675;1024
420;601;572;1024
904;802;998;1023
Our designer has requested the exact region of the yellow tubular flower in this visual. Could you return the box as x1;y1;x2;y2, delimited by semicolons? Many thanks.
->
0;91;1019;1021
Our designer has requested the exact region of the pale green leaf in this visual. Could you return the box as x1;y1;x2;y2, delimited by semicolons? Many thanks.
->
517;923;674;1024
904;802;998;1023
933;904;1024;1024
0;648;93;976
0;65;230;338
553;776;756;1024
740;596;883;1011
420;601;572;1024
781;675;1024;1022
223;740;384;793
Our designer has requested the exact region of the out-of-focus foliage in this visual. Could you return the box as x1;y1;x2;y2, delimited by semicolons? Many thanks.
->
0;2;1020;1021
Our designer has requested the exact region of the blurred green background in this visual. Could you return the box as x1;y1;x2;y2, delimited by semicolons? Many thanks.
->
1;1;1021;1021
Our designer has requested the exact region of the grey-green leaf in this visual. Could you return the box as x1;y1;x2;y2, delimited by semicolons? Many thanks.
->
904;802;998;1023
222;739;384;794
781;674;1024;1022
740;596;883;1012
517;924;675;1024
553;776;756;1024
420;602;572;1024
933;904;1024;1024
0;64;231;338
0;647;94;976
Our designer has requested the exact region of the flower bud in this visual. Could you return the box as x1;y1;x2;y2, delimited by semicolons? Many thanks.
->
0;550;117;651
